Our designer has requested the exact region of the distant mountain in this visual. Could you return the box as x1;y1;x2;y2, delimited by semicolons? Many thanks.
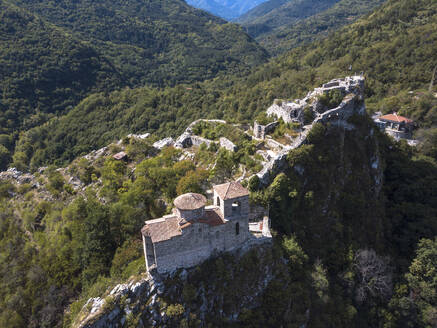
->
186;0;268;20
238;0;340;36
238;0;385;55
258;0;386;55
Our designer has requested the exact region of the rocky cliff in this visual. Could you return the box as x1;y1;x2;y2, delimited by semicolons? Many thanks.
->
73;245;292;328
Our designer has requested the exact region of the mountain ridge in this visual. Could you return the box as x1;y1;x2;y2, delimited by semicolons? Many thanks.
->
238;0;340;37
238;0;386;56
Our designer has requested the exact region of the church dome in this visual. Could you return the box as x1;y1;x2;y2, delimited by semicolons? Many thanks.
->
174;193;207;210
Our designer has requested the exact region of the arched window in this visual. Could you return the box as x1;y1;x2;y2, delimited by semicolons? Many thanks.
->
232;201;241;215
236;222;240;235
217;196;220;206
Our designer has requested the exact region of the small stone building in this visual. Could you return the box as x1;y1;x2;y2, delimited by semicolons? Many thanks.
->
374;113;414;139
141;182;251;273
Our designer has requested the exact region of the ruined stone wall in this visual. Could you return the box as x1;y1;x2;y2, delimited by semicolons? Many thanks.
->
219;137;236;151
255;76;366;186
315;93;365;126
266;75;364;124
253;121;278;139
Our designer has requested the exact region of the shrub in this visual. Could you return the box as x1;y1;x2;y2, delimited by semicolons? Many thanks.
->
318;89;344;109
303;106;314;125
166;304;185;318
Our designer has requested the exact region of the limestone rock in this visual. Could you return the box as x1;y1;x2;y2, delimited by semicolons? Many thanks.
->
153;137;174;150
174;132;192;149
219;137;236;152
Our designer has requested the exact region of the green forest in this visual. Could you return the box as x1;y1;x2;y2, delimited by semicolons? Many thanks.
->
0;0;436;326
254;0;387;55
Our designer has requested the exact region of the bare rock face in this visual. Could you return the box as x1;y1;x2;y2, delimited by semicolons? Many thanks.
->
0;167;38;186
153;137;174;150
219;137;237;152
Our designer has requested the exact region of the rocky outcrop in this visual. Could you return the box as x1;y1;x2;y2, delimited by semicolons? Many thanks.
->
219;137;236;152
83;146;110;162
153;137;174;150
0;167;36;185
127;133;150;140
74;245;278;328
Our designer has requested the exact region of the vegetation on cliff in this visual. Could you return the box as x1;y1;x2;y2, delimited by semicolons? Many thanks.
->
0;0;436;326
251;117;437;326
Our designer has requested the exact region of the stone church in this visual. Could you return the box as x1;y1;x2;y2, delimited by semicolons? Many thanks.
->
141;181;251;273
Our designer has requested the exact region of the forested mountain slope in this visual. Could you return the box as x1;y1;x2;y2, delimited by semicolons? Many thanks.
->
0;1;121;136
13;0;437;171
12;0;268;86
254;0;386;55
186;0;267;20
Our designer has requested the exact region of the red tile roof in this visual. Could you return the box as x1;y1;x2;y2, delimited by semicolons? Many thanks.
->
213;181;249;200
142;216;181;243
197;207;226;226
379;113;413;124
142;207;226;243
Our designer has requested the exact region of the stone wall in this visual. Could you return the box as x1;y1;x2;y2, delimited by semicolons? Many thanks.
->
176;207;205;220
222;195;250;219
213;190;250;220
152;214;249;273
266;101;305;124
